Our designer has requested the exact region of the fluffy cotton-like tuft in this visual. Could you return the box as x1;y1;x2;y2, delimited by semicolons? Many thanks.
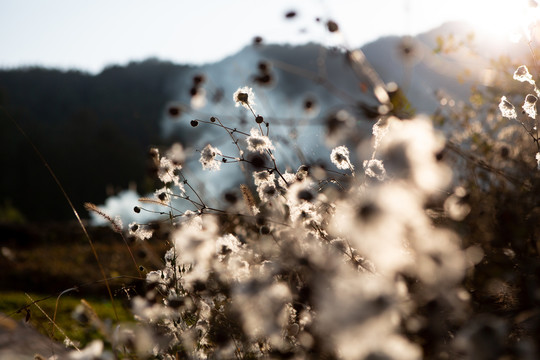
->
330;145;354;170
373;117;389;150
522;94;538;119
247;128;275;153
199;144;222;171
128;222;154;241
513;65;535;85
157;157;176;184
253;170;274;186
377;117;451;194
499;96;517;119
363;159;386;181
233;86;256;110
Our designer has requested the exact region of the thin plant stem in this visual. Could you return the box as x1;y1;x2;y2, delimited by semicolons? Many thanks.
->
1;106;119;322
25;293;80;352
51;287;78;338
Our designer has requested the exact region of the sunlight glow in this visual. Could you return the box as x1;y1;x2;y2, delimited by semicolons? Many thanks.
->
460;0;540;42
2;0;540;72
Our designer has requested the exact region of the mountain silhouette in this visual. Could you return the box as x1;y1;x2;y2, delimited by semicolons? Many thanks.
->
0;21;525;222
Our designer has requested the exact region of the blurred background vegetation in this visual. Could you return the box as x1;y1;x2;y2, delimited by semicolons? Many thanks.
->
0;59;193;222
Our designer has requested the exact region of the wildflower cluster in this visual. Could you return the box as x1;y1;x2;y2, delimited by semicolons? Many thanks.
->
499;65;540;168
76;78;484;360
47;20;540;359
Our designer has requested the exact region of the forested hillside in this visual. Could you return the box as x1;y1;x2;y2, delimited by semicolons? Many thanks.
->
0;59;193;221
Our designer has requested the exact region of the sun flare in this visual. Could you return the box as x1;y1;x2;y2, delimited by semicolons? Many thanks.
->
461;0;540;41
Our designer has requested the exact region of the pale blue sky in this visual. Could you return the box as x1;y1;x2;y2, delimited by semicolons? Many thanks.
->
0;0;532;73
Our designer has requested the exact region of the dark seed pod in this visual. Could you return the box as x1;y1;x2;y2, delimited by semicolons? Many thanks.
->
357;202;379;221
298;189;314;202
149;148;159;158
168;297;184;309
190;120;199;127
285;11;296;19
255;74;272;85
256;115;264;124
237;92;249;103
134;206;141;213
248;153;266;169
168;106;181;117
260;225;271;235
258;61;269;72
193;74;205;85
327;20;339;32
304;98;317;111
224;192;238;203
256;215;266;227
192;280;206;292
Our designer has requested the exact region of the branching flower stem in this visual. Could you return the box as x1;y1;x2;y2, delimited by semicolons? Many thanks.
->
517;120;540;151
198;116;290;187
178;169;207;209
